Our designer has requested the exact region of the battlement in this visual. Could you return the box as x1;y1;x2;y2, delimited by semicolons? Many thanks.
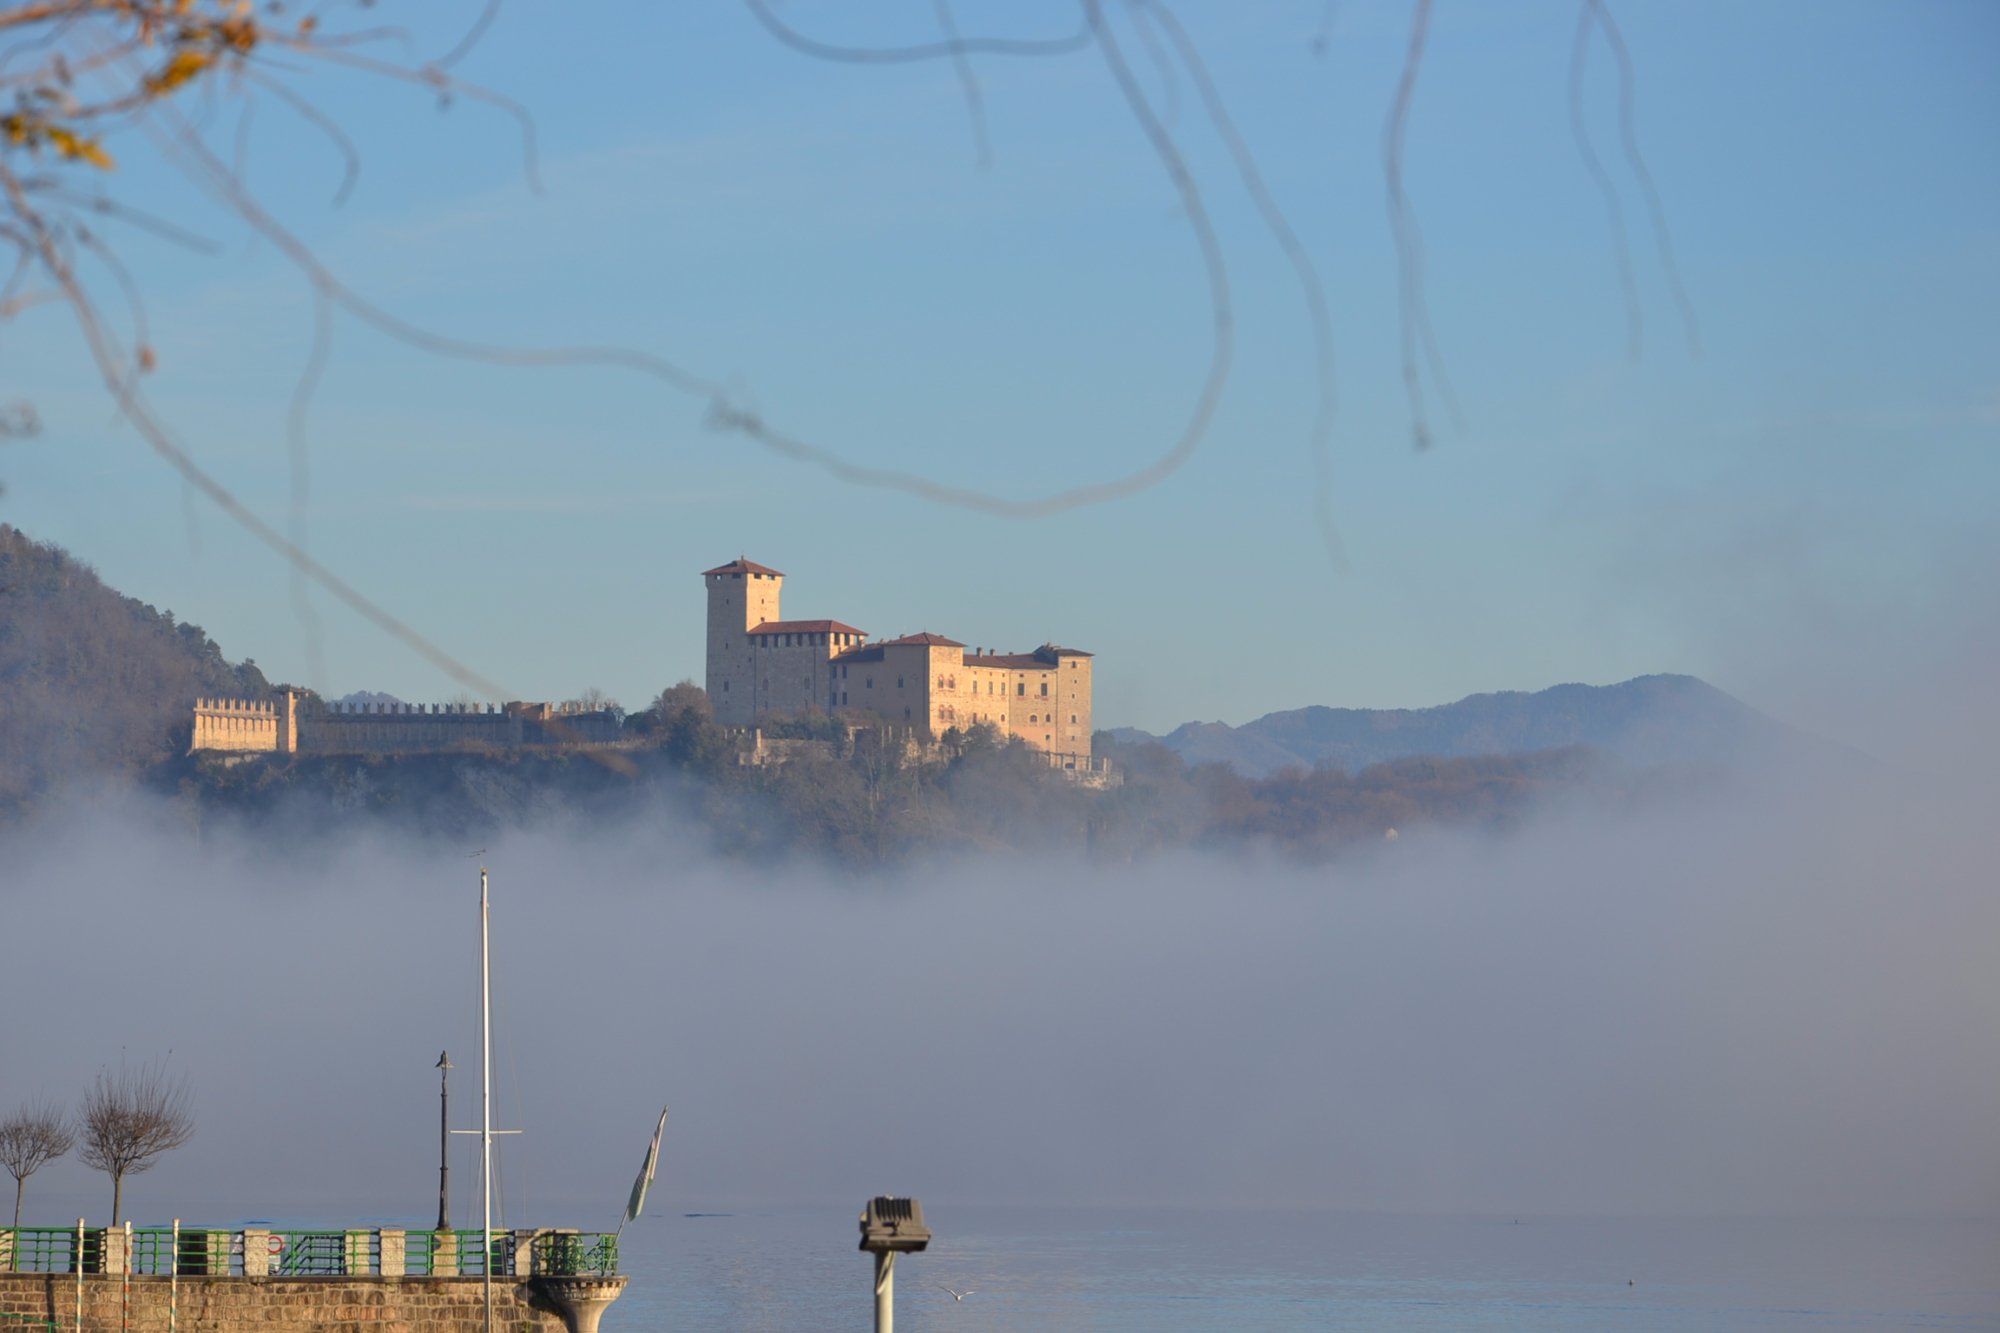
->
190;692;621;757
191;692;295;754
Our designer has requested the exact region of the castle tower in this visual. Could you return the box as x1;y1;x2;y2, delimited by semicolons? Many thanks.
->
704;557;784;724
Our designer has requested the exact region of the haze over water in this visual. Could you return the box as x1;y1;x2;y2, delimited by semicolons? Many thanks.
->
610;1206;2000;1330
4;692;1995;1330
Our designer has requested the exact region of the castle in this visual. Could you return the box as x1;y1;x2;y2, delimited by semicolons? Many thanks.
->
703;557;1095;759
188;556;1097;765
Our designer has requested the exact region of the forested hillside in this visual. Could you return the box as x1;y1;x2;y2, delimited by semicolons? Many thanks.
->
0;525;269;816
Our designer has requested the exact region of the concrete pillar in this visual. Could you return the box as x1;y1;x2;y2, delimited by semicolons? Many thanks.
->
431;1230;458;1277
101;1226;128;1275
0;1227;12;1271
379;1230;405;1278
241;1229;270;1278
344;1230;371;1275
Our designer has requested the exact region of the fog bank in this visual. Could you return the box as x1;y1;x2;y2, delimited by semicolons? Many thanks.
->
1;747;1993;1227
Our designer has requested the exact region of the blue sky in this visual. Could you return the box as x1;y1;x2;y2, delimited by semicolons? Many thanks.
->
3;0;1994;737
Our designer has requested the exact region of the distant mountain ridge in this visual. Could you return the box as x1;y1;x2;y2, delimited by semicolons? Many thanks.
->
1107;675;1822;779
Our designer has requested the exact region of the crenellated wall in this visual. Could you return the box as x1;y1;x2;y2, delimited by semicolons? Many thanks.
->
297;700;523;754
190;694;621;757
190;695;293;754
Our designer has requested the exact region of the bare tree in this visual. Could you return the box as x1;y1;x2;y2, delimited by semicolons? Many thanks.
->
77;1061;194;1225
651;681;711;723
0;1096;75;1228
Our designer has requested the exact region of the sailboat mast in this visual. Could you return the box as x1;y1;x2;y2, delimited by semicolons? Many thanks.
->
480;865;493;1333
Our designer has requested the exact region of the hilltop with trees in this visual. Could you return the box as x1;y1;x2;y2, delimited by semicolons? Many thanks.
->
0;525;269;817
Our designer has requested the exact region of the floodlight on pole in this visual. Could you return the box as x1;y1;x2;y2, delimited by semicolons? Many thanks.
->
858;1197;930;1333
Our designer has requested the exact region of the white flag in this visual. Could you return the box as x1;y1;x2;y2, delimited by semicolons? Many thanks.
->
623;1106;669;1228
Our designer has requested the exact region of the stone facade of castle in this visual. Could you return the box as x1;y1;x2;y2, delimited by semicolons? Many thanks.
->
703;557;1095;759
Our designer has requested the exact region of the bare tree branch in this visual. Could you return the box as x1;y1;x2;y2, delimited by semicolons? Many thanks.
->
1571;0;1643;359
77;1059;194;1225
1585;0;1700;356
0;1096;74;1228
740;0;1090;64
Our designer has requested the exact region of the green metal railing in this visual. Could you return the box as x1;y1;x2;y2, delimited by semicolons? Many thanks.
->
127;1228;175;1276
0;1228;84;1274
0;1224;617;1278
402;1228;499;1276
262;1230;377;1277
531;1231;618;1277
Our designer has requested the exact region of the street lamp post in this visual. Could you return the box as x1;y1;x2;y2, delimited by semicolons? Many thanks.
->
435;1051;453;1232
859;1197;931;1333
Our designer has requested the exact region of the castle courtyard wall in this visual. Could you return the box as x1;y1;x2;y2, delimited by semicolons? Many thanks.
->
296;704;522;754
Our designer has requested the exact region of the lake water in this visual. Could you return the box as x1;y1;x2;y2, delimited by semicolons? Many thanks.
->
605;1206;2000;1330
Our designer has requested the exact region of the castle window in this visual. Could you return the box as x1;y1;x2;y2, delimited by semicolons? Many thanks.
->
842;691;849;705
1017;682;1025;696
723;681;730;692
1029;714;1038;723
937;676;945;689
866;678;873;689
948;676;956;689
1071;714;1078;724
1040;682;1049;697
897;676;904;689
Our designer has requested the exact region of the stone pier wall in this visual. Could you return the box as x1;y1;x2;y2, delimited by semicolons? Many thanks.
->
0;1273;569;1332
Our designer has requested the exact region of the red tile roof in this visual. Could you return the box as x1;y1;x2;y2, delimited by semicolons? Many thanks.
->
876;632;966;648
748;619;867;636
703;557;785;577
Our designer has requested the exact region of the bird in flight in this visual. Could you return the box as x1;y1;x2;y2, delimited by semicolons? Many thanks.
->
938;1285;977;1301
